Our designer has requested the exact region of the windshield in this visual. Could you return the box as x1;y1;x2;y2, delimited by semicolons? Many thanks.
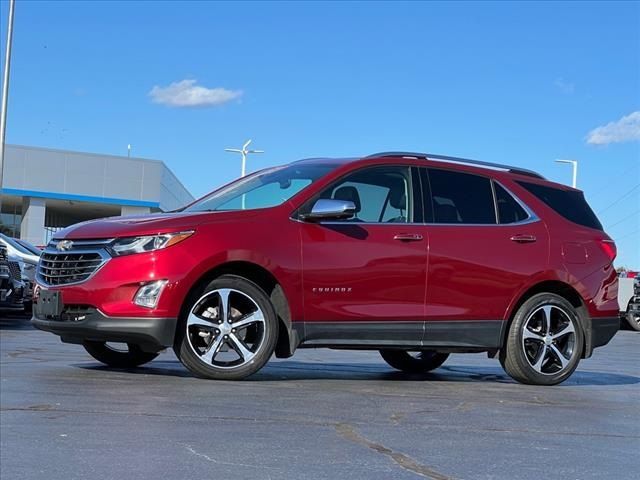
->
0;234;40;256
185;163;334;212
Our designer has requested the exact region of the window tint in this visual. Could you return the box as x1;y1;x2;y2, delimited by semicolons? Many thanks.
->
317;166;413;223
517;181;603;230
427;169;496;224
494;182;529;224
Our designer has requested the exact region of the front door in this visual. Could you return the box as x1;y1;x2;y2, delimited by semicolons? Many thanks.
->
298;165;428;346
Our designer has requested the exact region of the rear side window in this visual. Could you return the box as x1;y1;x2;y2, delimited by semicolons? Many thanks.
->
427;169;496;224
517;181;603;230
494;182;529;224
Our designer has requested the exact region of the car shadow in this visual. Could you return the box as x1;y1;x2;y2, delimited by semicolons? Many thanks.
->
75;360;640;386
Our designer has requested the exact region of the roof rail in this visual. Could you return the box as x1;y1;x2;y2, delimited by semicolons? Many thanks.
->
365;151;545;179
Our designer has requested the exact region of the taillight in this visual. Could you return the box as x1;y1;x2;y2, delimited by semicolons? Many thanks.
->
598;239;617;262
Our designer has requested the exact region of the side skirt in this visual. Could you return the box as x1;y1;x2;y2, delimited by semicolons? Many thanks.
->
293;320;504;350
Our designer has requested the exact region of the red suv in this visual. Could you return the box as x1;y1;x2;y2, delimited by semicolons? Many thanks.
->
32;152;619;385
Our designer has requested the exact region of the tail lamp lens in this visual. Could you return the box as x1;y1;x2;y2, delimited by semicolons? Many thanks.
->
598;240;617;262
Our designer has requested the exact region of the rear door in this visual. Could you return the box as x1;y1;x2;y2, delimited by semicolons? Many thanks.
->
298;165;428;345
421;168;549;347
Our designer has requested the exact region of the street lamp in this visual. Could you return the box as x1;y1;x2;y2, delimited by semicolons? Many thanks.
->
224;140;264;210
555;159;578;188
0;0;16;211
225;139;264;177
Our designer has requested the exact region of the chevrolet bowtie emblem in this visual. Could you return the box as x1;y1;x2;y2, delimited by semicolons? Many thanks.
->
56;240;73;251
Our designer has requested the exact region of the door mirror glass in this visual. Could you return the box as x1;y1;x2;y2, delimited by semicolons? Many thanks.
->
303;199;356;221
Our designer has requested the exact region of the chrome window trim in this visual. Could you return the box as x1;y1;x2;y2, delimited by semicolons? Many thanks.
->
492;180;539;225
291;180;540;227
293;219;542;227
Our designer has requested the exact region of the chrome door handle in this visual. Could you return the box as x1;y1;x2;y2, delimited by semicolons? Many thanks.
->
510;234;537;243
393;233;424;242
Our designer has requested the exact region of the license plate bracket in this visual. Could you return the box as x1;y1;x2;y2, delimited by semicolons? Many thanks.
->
36;289;64;317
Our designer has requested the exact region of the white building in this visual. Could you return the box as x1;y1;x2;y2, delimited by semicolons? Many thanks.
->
0;144;194;246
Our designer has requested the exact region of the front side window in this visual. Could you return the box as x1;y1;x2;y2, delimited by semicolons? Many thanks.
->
185;164;334;212
315;166;413;223
427;169;496;224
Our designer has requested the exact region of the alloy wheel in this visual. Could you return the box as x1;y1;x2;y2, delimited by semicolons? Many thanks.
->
521;304;577;375
186;288;266;369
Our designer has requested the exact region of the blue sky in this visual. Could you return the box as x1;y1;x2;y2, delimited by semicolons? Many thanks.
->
1;1;639;267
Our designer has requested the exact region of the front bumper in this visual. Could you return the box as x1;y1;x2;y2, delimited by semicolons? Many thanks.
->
32;308;177;353
34;242;195;319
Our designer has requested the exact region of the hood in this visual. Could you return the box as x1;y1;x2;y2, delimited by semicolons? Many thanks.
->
54;210;258;240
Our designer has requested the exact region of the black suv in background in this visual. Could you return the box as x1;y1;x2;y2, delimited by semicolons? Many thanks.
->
0;245;26;312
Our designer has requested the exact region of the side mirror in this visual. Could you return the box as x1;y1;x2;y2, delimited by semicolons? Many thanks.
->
302;199;356;221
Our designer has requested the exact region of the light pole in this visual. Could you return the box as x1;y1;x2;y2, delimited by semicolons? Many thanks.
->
0;0;16;211
555;159;578;188
225;139;264;177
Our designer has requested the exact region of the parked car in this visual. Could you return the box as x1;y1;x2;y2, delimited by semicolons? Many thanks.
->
619;275;640;331
0;234;39;310
15;238;43;255
32;152;619;385
0;245;26;313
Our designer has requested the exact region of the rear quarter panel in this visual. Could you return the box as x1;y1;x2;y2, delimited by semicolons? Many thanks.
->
506;179;619;318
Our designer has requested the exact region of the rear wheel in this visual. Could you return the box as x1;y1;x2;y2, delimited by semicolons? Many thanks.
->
500;293;583;385
380;349;449;373
174;275;278;380
83;341;158;368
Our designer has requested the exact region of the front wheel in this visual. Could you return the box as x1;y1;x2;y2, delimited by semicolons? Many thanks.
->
83;341;158;368
174;275;278;380
500;293;584;385
380;349;449;373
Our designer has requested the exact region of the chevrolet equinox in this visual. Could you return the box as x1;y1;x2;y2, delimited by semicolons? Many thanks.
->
32;152;619;385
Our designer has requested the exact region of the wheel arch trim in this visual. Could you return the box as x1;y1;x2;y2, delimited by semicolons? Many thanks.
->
502;279;594;358
177;259;298;358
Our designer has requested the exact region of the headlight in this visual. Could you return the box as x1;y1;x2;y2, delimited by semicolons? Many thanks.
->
109;231;194;256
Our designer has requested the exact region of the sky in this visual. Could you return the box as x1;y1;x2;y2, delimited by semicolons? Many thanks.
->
1;0;639;267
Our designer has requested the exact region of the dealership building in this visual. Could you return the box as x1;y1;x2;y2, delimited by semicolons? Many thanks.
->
0;144;194;246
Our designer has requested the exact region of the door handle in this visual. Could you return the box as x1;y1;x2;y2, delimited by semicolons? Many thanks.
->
510;234;537;243
393;233;424;242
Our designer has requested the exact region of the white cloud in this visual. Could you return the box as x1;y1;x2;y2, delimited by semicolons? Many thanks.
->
554;77;574;94
149;79;242;108
586;111;640;146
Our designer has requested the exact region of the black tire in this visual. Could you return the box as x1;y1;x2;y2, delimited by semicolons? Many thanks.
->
626;306;640;332
83;341;158;368
500;293;584;386
174;275;278;380
380;349;449;373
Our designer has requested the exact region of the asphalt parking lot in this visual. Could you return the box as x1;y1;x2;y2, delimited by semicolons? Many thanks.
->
1;315;638;480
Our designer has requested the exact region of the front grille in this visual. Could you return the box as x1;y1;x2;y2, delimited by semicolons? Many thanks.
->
0;246;7;262
8;261;21;281
38;252;106;286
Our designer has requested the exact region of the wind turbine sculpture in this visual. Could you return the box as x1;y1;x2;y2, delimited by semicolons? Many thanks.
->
225;139;264;177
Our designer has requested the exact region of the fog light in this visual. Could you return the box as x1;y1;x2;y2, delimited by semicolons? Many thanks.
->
133;280;168;309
